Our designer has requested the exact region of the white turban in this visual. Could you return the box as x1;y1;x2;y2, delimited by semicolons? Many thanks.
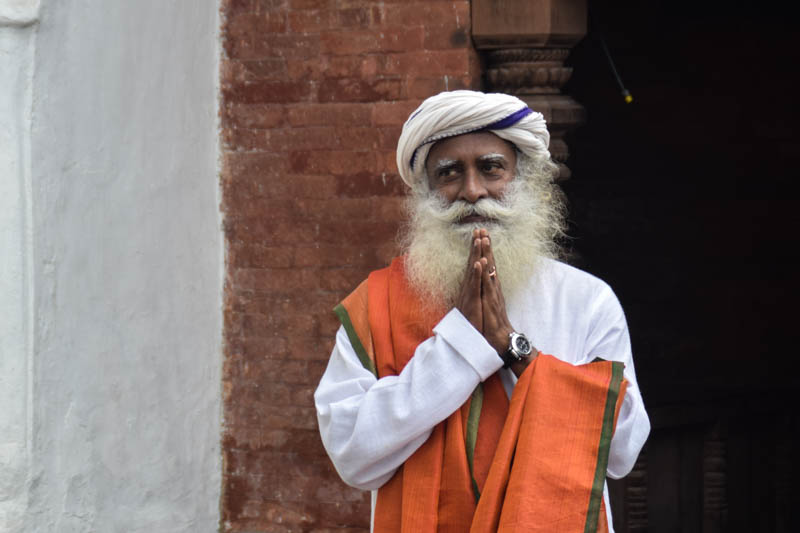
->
396;90;551;189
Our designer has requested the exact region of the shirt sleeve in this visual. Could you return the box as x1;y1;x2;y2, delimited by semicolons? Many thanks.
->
314;308;504;490
583;284;650;479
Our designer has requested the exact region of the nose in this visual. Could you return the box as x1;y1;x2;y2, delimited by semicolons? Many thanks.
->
458;168;488;203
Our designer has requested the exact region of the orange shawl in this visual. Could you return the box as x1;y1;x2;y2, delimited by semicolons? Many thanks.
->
334;258;627;532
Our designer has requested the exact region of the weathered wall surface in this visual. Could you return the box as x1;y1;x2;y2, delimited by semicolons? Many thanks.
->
0;1;40;530
0;0;223;531
219;0;480;530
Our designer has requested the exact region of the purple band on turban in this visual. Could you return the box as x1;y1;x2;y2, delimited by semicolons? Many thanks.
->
408;106;532;169
482;107;533;131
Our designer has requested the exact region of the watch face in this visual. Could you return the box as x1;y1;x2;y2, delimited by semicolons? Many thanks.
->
514;335;532;355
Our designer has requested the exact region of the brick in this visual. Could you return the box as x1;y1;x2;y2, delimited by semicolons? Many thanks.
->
264;126;339;151
384;2;466;28
336;7;374;28
289;0;330;9
243;311;318;338
226;217;322;245
220;471;250;524
226;451;343;493
371;100;419;126
228;401;318;430
309;528;369;533
246;33;322;60
225;173;336;201
376;240;403;265
223;34;253;60
292;244;374;267
289;150;382;175
325;55;378;78
288;335;339;361
224;308;244;339
225;103;287;129
226;11;288;38
287;9;333;33
252;126;380;151
230;334;290;359
314;500;371;527
229;290;294;316
228;243;294;269
225;196;297;220
318;78;402;103
407;74;477;99
225;173;338;205
237;336;292;361
334;171;407;197
317;220;399;245
222;0;288;13
225;427;323;454
223;58;289;84
221;126;267;151
224;151;291;179
287;103;372;127
317;267;372;292
378;26;426;53
225;454;347;502
291;197;377;221
319;30;377;56
317;307;343;335
377;126;402;150
424;25;470;50
320;27;424;55
222;349;243;380
378;50;471;77
378;150;400;174
229;173;333;201
229;500;370;529
222;80;312;104
371;195;407;222
286;57;323;79
286;174;340;199
233;267;321;291
226;360;325;390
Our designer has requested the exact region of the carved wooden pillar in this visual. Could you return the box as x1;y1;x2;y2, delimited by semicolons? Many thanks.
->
702;422;728;533
626;449;649;533
471;0;587;180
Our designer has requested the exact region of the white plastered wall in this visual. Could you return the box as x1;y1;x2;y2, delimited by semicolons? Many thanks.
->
0;0;223;531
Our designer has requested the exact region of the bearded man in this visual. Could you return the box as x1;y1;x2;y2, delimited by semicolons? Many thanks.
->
314;91;650;532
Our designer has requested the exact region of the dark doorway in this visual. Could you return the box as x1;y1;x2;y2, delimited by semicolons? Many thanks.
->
563;1;799;531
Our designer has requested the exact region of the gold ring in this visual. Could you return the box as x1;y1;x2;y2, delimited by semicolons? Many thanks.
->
488;266;497;278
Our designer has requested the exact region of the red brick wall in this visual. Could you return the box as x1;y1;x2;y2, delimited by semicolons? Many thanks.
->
219;1;480;530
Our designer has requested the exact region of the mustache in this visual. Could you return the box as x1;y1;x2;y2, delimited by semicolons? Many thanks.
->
423;196;516;225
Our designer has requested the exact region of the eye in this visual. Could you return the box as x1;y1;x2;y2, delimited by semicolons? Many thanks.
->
437;165;461;182
480;160;504;174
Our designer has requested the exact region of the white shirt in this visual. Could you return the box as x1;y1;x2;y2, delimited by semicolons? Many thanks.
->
315;259;650;532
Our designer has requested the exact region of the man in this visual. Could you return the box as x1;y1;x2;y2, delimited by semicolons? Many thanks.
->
315;91;649;532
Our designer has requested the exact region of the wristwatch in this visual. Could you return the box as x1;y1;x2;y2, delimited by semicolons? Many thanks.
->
501;331;534;368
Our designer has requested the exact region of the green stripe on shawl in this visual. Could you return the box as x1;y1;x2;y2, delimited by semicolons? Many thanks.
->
465;383;484;502
333;303;377;378
583;361;625;533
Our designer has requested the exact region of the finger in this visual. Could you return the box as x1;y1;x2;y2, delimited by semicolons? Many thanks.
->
479;257;490;292
466;231;481;271
481;234;496;268
473;260;484;328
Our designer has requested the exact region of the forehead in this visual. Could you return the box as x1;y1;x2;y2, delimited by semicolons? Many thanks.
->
425;131;516;165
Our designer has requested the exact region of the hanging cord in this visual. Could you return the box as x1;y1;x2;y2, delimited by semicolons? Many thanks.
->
599;36;633;104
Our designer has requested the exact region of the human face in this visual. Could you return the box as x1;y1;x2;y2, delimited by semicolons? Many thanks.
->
425;132;517;223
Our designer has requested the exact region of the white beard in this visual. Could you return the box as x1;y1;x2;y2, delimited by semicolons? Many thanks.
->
401;161;565;312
